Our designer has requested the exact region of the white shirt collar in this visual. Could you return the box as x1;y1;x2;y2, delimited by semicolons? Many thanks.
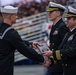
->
70;28;76;32
53;18;62;25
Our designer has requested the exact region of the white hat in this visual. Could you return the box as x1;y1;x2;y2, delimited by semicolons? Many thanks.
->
1;6;18;14
66;6;76;17
47;2;66;12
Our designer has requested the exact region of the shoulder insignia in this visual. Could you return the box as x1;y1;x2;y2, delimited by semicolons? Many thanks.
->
68;35;74;41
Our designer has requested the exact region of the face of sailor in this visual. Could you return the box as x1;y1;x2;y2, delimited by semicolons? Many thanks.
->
10;14;18;24
66;17;76;29
49;11;61;22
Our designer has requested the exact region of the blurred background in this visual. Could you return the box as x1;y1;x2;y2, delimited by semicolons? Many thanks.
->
0;0;76;75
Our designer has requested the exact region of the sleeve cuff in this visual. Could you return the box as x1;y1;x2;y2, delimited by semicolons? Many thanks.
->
50;56;57;64
53;50;62;60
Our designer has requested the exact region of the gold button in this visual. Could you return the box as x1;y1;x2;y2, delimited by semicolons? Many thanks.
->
62;64;64;66
52;43;54;45
65;64;67;66
52;49;54;51
60;54;62;56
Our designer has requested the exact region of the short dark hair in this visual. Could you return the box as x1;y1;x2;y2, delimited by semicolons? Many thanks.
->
67;17;76;20
58;10;64;16
70;16;76;20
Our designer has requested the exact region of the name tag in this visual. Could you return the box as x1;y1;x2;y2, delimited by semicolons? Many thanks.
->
53;30;58;35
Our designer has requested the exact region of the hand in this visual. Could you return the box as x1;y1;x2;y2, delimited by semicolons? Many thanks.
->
42;50;53;57
42;57;51;67
32;42;40;49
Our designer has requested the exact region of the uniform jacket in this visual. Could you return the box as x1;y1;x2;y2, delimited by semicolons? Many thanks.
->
56;28;76;75
49;18;69;73
0;22;44;75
